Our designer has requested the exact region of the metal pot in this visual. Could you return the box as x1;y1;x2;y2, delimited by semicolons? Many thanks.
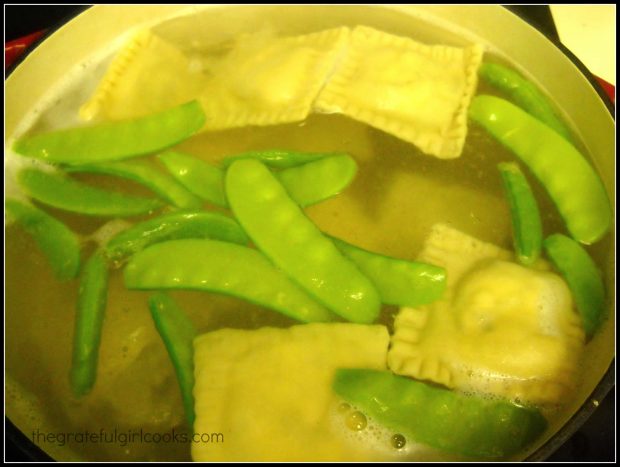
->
5;5;615;462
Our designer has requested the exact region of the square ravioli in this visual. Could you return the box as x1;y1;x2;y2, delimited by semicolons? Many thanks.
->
192;323;389;462
387;224;585;405
315;26;483;159
198;27;349;130
80;30;209;122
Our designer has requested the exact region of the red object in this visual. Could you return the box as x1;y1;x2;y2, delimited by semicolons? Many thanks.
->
594;76;615;105
5;30;45;69
4;30;615;106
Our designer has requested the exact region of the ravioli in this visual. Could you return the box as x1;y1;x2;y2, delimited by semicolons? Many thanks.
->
80;26;482;159
80;30;209;121
198;27;349;130
192;323;389;462
387;224;585;405
315;26;483;159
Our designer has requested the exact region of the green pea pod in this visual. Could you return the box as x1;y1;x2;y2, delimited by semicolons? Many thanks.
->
222;149;340;169
498;162;543;266
159;152;357;207
226;159;380;324
124;239;334;323
105;211;249;263
6;198;81;281
330;237;446;306
469;95;610;245
17;168;162;217
543;234;606;338
160;151;358;208
277;154;357;207
333;369;547;459
70;250;109;397
148;293;197;427
66;160;202;209
158;152;228;207
13;100;206;164
479;62;573;140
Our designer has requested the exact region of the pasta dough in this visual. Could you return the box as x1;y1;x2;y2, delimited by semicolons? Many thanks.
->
80;26;482;158
198;27;349;130
388;224;584;405
192;323;389;462
80;30;209;121
80;27;349;128
315;26;484;159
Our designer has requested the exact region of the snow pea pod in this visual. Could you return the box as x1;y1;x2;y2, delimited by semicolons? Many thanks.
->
70;250;109;397
160;152;358;208
333;369;547;459
498;162;543;266
543;234;606;338
158;151;228;207
6;198;81;281
17;167;162;217
105;211;249;263
66;160;202;209
277;154;357;207
226;159;380;324
469;95;610;245
330;237;446;307
222;149;341;169
13;100;206;164
124;239;334;323
479;62;573;140
148;293;197;427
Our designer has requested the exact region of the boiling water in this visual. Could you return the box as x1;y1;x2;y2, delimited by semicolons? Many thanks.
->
5;6;613;462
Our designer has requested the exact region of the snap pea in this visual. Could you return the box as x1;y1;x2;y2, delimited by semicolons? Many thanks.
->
479;62;573;140
333;369;547;459
158;151;228;207
498;162;543;266
70;250;109;397
331;237;446;306
148;293;197;427
17;167;162;217
277;154;357;207
105;211;249;263
160;151;358;208
13;100;206;164
6;198;81;281
222;149;340;169
226;159;381;324
543;234;606;338
66;160;202;209
469;95;610;245
124;239;334;323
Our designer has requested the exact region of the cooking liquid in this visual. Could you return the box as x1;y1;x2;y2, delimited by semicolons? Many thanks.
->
5;6;614;461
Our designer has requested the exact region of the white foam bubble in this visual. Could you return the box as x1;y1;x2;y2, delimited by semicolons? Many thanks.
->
328;398;414;460
9;40;119;140
89;219;133;248
5;28;132;223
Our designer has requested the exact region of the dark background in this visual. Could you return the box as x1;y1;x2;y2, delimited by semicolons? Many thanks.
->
4;4;615;463
4;5;561;43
